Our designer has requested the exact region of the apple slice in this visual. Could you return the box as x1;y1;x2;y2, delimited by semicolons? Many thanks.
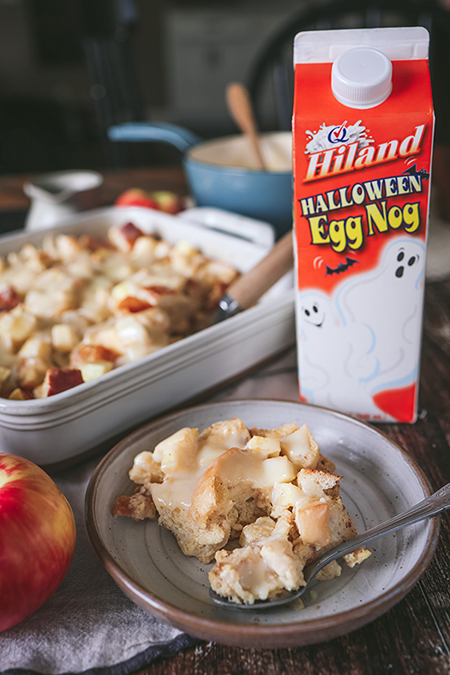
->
108;222;145;252
72;343;120;365
41;368;84;397
0;286;21;311
80;361;114;382
295;502;331;547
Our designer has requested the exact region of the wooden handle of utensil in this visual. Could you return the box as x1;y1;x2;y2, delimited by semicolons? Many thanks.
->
226;82;267;171
226;230;294;310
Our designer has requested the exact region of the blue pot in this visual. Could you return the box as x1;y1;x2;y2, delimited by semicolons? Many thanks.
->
108;122;293;238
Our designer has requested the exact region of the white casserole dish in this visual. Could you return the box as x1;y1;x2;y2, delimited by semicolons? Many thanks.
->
0;206;295;467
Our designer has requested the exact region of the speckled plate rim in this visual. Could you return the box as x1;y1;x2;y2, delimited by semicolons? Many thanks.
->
85;399;440;649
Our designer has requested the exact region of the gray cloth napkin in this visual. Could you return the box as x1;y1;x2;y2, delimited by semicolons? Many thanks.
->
0;349;298;675
0;455;197;675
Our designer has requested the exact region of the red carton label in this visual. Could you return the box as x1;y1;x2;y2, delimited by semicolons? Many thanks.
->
293;42;434;423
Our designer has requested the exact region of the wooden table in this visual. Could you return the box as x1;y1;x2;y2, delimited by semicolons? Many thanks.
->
0;167;188;213
0;168;449;674
141;282;450;674
0;167;188;236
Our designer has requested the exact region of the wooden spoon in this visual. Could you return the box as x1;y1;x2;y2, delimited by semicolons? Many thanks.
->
226;82;267;171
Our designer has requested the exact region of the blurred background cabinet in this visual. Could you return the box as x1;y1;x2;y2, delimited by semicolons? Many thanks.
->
0;0;305;173
162;5;300;134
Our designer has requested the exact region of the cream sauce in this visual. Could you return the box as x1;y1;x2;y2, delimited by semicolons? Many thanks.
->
151;435;296;510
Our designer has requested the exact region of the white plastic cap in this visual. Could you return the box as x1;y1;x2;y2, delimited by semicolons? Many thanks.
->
331;47;392;109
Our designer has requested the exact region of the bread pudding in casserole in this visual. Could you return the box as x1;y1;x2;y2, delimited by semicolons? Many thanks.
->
114;418;371;604
0;222;238;400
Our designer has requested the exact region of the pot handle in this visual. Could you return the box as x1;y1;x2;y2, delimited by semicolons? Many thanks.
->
107;122;202;152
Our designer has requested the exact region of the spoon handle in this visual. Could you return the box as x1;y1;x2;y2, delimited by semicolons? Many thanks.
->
224;230;293;312
307;482;450;581
226;82;267;171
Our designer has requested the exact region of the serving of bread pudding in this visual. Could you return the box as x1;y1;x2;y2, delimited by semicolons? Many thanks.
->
113;417;370;605
0;222;238;400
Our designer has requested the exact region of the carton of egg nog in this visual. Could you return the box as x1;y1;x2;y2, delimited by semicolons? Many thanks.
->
293;28;434;422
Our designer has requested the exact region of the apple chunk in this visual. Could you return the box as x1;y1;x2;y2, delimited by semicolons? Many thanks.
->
295;502;331;547
280;424;320;470
41;368;84;397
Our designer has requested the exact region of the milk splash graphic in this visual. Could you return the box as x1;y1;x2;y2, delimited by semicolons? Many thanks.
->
293;28;434;422
305;120;373;154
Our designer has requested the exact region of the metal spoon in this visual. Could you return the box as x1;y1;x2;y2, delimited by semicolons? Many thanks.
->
210;481;450;610
226;82;267;171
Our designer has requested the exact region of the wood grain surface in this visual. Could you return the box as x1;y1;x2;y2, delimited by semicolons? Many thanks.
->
0;167;188;211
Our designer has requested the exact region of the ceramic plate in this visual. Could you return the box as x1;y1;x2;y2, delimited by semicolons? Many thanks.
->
85;399;439;648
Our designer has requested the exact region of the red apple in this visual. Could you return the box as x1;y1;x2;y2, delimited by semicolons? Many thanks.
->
0;454;76;632
151;190;183;214
114;188;183;214
114;188;159;210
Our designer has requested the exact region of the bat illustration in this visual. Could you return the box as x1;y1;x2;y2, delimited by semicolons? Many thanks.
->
402;164;430;180
326;257;359;276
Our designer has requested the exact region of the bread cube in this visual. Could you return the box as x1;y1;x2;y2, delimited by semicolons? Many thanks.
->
129;451;164;484
9;388;33;401
344;547;372;567
0;366;12;397
297;468;341;497
258;457;296;488
80;361;114;381
18;333;52;361
239;516;276;547
19;243;51;272
246;436;281;458
55;234;83;261
153;427;199;474
280;424;320;470
0;309;38;352
16;356;49;389
250;423;298;440
51;324;80;352
130;236;159;266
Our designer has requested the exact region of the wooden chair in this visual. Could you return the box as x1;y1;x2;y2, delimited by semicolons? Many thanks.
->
77;0;147;167
247;0;449;129
246;0;450;218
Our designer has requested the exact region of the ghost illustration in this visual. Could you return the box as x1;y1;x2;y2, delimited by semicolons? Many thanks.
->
335;235;426;417
296;289;378;411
